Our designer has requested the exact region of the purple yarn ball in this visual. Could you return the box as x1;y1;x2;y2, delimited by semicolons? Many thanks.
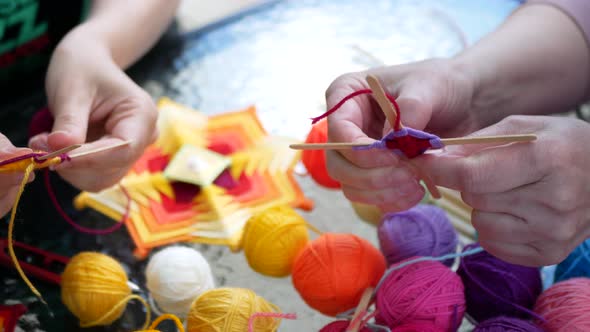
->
457;244;543;323
377;204;458;266
474;316;544;332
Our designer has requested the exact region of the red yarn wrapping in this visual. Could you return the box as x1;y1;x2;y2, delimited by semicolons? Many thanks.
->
301;119;341;189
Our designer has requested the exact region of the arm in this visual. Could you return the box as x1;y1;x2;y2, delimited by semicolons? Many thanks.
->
455;2;590;127
74;0;180;69
32;0;180;191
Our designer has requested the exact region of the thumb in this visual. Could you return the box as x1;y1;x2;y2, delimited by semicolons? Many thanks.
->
47;100;90;149
382;90;434;136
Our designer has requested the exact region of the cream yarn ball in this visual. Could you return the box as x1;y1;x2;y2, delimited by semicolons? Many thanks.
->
146;246;215;318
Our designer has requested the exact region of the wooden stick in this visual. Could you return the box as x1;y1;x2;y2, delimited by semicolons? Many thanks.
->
36;144;82;160
346;287;374;332
289;142;370;150
442;134;536;145
366;75;400;130
289;134;537;150
69;140;132;159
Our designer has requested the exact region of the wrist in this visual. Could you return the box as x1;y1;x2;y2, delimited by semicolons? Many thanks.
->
448;55;496;130
54;23;112;62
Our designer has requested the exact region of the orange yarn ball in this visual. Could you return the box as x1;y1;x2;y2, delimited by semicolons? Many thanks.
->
301;120;341;189
292;233;386;316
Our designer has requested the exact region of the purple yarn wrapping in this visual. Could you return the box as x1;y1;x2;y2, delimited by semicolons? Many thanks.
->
457;244;544;323
377;204;458;267
353;128;444;156
474;316;544;332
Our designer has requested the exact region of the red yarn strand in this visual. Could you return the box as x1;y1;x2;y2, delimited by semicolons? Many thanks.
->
43;169;127;235
311;88;402;131
311;89;372;124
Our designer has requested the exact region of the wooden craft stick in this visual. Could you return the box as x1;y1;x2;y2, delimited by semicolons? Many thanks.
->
36;144;82;160
366;75;401;130
69;140;132;159
289;142;370;150
289;134;537;150
346;287;374;332
442;134;537;145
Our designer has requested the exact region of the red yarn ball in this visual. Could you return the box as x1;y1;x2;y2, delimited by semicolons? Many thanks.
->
375;259;465;330
292;233;386;316
319;320;371;332
301;119;341;189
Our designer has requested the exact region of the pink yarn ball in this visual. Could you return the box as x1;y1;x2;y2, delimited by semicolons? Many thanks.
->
375;259;465;330
534;277;590;332
393;321;446;331
319;320;371;332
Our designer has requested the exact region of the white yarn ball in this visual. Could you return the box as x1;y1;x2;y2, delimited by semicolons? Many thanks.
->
146;246;215;318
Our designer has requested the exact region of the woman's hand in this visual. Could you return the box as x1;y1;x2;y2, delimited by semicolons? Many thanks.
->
419;115;590;266
0;135;35;216
29;26;157;192
325;59;478;212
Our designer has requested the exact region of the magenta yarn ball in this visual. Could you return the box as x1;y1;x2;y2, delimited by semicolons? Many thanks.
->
375;259;465;330
474;316;544;332
457;244;542;323
378;204;458;266
534;277;590;332
319;320;371;332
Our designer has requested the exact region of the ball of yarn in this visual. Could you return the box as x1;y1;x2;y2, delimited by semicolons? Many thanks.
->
378;204;458;266
292;233;386;316
186;287;280;332
375;259;465;330
457;243;542;322
534;277;590;332
61;252;131;327
146;246;215;318
394;321;447;332
350;202;382;226
474;316;544;332
242;205;309;277
554;239;590;283
301;119;341;189
319;320;371;332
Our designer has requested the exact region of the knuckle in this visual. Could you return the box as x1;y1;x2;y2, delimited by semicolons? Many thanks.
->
548;220;577;243
550;186;578;212
456;160;483;192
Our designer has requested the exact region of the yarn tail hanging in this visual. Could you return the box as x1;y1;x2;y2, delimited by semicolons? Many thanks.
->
43;169;127;235
135;313;184;332
82;294;151;329
7;164;46;304
311;89;402;131
248;312;297;332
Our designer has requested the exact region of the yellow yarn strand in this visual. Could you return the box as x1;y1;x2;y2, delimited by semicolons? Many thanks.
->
136;314;185;332
81;294;151;330
7;164;45;304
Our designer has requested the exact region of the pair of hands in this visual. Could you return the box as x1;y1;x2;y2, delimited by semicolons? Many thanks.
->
0;26;157;217
326;59;590;266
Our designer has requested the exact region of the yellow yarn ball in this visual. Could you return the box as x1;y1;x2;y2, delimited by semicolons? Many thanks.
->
186;288;280;332
242;205;309;277
61;252;131;327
